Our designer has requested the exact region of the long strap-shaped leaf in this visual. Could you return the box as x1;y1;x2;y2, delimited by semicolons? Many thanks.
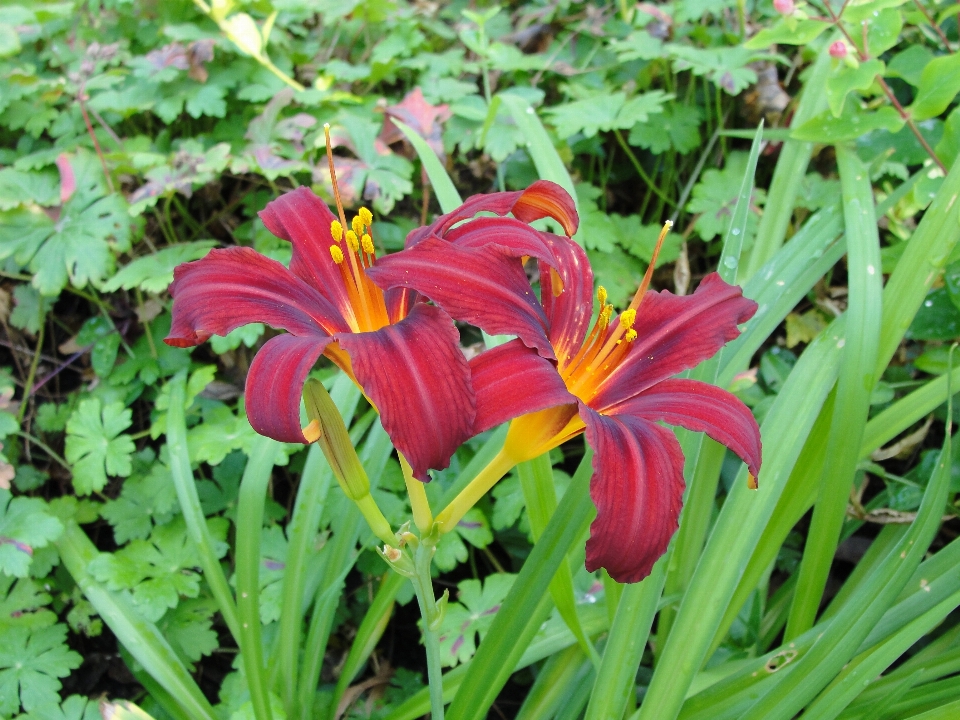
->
236;433;280;720
165;372;241;642
57;521;218;720
445;451;595;720
392;118;462;213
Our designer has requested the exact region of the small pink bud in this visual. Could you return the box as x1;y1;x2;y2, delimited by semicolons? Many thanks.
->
773;0;794;15
829;41;848;59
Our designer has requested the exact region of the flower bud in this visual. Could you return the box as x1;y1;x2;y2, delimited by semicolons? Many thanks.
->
302;378;370;501
829;40;848;59
773;0;794;15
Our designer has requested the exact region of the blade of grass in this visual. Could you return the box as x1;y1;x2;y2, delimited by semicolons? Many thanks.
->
57;521;218;720
392;118;462;214
785;145;883;640
165;372;240;642
515;645;591;720
236;434;280;720
902;699;960;720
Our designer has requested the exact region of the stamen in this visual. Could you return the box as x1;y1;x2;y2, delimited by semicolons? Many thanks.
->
625;328;637;342
628;220;673;314
330;245;344;264
351;215;364;237
597;285;607;306
331;220;343;242
619;308;636;330
359;207;373;226
323;124;350;232
346;230;360;253
361;233;374;254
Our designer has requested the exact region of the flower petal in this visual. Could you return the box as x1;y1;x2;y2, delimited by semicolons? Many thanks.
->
337;303;475;481
245;334;330;443
582;407;685;583
591;273;757;408
165;247;345;348
366;236;555;360
538;233;594;363
258;187;355;316
444;216;559;267
608;378;761;478
405;180;579;247
470;339;576;433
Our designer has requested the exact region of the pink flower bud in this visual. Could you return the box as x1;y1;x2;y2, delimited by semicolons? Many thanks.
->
773;0;794;15
829;41;848;59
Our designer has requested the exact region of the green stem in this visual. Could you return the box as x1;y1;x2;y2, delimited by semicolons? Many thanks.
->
263;57;305;91
15;431;69;470
612;129;676;208
17;318;44;423
413;541;446;720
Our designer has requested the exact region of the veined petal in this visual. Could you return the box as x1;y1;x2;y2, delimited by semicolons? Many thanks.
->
337;304;475;481
258;187;355;315
591;273;757;409
582;407;685;584
165;247;345;348
607;379;761;478
538;233;594;363
245;334;330;443
405;180;578;247
444;216;559;267
367;237;555;360
470;339;576;434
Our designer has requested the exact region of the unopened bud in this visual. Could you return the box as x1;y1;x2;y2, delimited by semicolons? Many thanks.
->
303;379;370;501
829;41;848;59
773;0;794;15
383;545;402;562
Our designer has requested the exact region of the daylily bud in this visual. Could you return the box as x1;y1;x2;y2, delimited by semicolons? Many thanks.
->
773;0;794;15
829;40;848;59
303;378;370;501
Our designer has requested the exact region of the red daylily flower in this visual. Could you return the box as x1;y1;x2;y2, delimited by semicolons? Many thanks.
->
369;194;762;583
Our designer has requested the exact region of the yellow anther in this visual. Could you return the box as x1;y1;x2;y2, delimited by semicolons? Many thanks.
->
625;328;638;342
599;304;614;325
352;215;364;236
346;230;360;252
597;286;607;307
361;233;374;254
330;245;344;264
330;220;343;242
302;419;322;443
619;308;637;330
359;207;373;226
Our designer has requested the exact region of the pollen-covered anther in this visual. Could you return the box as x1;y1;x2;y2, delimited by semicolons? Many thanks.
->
619;308;637;330
597;285;607;307
361;233;374;254
302;419;322;443
352;216;364;236
599;304;613;326
331;220;343;242
346;230;360;252
359;206;373;226
330;245;344;264
625;328;638;342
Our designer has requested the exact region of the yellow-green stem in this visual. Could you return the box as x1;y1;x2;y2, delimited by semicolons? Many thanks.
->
435;449;516;532
400;454;434;534
355;494;399;548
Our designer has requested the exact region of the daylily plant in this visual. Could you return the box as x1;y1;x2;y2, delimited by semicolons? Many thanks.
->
368;189;763;583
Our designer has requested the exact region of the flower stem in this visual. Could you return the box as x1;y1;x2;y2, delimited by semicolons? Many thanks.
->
400;454;434;534
412;540;446;720
434;449;516;532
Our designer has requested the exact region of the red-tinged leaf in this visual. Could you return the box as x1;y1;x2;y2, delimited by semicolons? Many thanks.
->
538;233;594;363
165;247;344;348
367;237;555;360
582;407;685;583
245;334;330;444
591;273;757;408
406;180;579;247
259;186;358;319
380;87;451;161
337;304;475;481
609;378;761;478
470;340;576;434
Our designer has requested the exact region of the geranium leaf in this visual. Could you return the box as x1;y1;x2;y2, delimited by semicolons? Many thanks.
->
64;399;135;495
0;490;63;578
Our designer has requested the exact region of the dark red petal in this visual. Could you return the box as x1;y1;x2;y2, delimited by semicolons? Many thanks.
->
538;233;594;364
591;273;757;409
405;180;579;247
258;187;355;316
469;339;576;434
337;304;475;481
444;216;558;267
608;378;761;478
245;334;330;443
582;407;685;583
366;237;555;360
165;247;345;348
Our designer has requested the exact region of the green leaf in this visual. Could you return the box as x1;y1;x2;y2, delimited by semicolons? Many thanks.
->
0;624;81;715
0;575;56;631
628;103;702;154
908;52;960;122
157;597;219;669
0;168;58;210
688;152;766;242
744;18;829;48
907;287;960;340
866;7;903;56
826;60;884;118
545;91;667;139
0;24;22;58
438;574;516;667
586;248;646;308
102;242;217;294
100;461;180;544
0;490;63;578
9;285;53;335
792;105;904;143
886;45;934;87
18;693;100;720
65;399;136;495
